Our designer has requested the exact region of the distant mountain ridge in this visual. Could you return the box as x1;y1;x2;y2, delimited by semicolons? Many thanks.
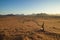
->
0;13;60;16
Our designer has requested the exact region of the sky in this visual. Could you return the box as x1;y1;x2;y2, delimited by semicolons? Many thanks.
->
0;0;60;15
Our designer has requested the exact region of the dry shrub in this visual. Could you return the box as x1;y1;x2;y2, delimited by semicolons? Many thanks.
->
0;31;5;40
13;35;24;40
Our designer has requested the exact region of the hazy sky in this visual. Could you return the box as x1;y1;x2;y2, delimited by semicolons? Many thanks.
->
0;0;60;15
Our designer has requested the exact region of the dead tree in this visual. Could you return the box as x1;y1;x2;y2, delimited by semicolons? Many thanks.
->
31;19;45;32
40;22;45;32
